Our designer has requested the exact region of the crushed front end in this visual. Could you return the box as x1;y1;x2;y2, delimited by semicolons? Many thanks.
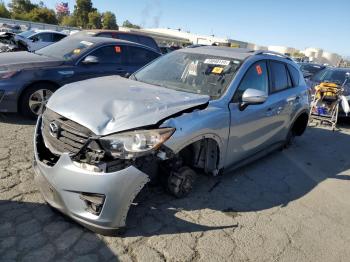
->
33;109;171;235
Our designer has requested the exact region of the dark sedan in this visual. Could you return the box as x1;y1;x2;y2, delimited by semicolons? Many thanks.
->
298;62;326;78
0;36;161;118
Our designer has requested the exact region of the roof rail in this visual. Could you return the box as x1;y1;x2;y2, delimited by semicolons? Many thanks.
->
253;50;292;61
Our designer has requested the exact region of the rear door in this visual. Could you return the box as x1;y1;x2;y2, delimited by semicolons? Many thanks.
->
124;45;160;73
226;60;288;166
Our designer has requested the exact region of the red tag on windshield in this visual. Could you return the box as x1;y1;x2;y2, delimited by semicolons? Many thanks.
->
115;46;121;53
256;65;263;75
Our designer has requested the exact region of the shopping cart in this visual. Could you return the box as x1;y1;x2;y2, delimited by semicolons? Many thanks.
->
309;75;349;131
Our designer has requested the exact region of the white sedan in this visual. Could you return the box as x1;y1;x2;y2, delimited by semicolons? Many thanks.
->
15;30;67;52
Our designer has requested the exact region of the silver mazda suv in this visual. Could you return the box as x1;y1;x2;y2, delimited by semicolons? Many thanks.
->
33;47;309;235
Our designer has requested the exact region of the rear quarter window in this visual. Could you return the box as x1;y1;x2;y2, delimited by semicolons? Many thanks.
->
138;36;158;50
287;64;300;86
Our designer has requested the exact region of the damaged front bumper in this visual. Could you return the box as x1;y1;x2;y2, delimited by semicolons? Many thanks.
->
33;117;150;235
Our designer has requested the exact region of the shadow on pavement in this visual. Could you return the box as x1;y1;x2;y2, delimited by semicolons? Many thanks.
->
1;126;349;245
123;127;350;237
0;200;117;261
0;113;36;125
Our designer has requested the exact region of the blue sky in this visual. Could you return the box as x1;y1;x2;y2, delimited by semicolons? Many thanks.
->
4;0;350;56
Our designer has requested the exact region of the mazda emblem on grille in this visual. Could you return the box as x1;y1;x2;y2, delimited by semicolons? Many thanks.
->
49;122;60;138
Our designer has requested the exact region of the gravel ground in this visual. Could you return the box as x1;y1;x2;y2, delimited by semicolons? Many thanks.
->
0;113;350;262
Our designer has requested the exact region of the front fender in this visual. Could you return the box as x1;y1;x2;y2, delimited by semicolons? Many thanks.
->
161;105;229;169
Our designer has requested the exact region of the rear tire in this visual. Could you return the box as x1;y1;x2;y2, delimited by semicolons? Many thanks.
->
20;83;57;119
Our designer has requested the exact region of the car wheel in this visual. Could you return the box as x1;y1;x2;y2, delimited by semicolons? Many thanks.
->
20;84;56;119
167;166;197;198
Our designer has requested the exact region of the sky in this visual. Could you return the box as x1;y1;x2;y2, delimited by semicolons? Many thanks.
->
4;0;350;57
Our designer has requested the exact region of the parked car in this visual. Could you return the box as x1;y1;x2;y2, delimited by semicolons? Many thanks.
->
0;32;27;53
159;46;173;54
0;36;161;118
33;47;309;235
15;30;67;52
298;62;326;78
306;67;350;117
72;30;160;53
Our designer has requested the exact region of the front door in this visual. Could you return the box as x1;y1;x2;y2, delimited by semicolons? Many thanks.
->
225;60;288;167
75;45;128;82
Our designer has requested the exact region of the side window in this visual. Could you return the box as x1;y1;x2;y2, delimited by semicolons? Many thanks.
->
116;33;139;43
88;45;125;64
287;64;300;86
127;46;159;66
233;61;268;102
270;61;291;92
34;33;52;42
139;36;158;50
52;33;66;42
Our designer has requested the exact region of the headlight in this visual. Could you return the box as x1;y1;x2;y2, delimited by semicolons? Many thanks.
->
0;70;19;79
99;128;175;159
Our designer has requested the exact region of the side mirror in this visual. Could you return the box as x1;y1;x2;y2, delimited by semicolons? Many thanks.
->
240;88;268;110
346;72;350;79
30;36;39;42
82;55;99;65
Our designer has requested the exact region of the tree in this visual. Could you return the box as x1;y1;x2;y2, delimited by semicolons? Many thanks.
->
8;0;36;14
60;15;77;27
122;20;141;29
88;10;101;29
102;11;118;30
27;7;58;24
0;1;11;18
73;0;94;28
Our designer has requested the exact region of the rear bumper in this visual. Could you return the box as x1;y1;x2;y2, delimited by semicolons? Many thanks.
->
33;117;150;234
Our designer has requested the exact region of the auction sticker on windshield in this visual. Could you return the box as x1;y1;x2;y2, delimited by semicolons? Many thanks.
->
204;59;230;66
80;41;93;46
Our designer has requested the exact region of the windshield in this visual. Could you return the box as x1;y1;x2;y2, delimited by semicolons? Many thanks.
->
18;30;35;38
312;69;350;85
36;37;95;60
134;51;241;99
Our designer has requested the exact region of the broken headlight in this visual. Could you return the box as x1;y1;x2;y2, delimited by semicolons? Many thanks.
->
99;128;175;159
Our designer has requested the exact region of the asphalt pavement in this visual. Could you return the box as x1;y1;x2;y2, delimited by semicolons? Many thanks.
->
0;113;350;262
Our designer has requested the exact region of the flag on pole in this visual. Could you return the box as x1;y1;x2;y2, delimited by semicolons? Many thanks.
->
56;2;70;15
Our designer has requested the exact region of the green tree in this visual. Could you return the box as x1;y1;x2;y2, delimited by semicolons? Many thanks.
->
102;11;118;30
0;1;11;18
8;0;36;14
60;15;77;27
27;7;58;24
73;0;94;28
122;20;141;29
88;10;101;29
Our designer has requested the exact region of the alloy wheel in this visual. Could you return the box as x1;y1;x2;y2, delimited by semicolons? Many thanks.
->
28;89;53;115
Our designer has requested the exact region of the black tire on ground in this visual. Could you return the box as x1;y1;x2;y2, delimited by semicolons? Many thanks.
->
167;166;197;198
19;83;57;119
284;127;295;149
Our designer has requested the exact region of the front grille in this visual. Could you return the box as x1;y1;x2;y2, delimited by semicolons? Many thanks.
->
41;108;94;155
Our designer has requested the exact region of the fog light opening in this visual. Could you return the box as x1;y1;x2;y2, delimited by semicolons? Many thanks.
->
80;193;105;215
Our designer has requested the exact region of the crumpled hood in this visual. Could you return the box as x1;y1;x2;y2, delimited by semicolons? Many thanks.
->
0;51;64;71
47;76;210;135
